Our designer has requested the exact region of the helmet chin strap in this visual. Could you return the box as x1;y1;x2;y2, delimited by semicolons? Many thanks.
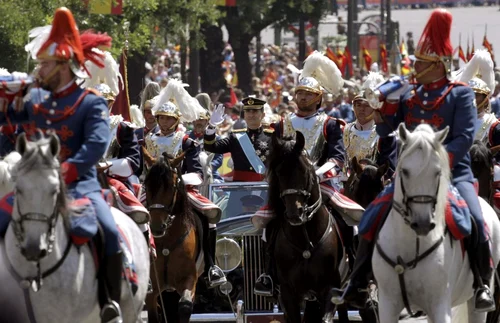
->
413;60;440;81
168;118;180;131
477;97;490;112
296;92;322;109
36;64;62;89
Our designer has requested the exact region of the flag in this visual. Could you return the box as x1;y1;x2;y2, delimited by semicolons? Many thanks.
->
471;37;475;60
483;34;494;63
458;45;467;63
216;0;236;6
400;38;408;57
111;48;131;121
229;88;238;105
362;46;372;71
380;44;388;74
344;46;353;77
88;0;123;14
326;47;342;69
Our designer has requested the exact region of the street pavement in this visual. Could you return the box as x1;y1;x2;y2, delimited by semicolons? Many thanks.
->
259;5;500;68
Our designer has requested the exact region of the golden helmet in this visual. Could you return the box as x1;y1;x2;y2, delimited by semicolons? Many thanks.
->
153;101;181;119
469;77;491;97
295;77;322;95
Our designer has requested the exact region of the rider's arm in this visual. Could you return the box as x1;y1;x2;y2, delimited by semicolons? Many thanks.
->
183;136;204;179
325;118;345;173
375;100;404;138
444;86;476;168
62;96;110;184
376;134;397;178
117;122;141;174
211;152;224;171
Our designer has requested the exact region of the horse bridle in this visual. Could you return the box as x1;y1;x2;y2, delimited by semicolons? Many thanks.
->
147;162;181;235
280;173;322;225
392;171;440;226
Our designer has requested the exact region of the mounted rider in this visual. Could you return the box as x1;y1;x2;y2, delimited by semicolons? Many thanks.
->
0;8;124;322
343;72;397;180
253;51;364;297
143;80;227;288
81;49;150;232
333;9;495;312
204;97;273;182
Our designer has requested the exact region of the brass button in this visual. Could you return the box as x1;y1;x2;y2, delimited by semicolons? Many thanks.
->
249;167;253;170
52;101;57;107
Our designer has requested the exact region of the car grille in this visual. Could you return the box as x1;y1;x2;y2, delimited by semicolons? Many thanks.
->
242;235;273;311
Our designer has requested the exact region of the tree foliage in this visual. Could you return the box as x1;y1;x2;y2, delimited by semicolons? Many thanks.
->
0;0;220;71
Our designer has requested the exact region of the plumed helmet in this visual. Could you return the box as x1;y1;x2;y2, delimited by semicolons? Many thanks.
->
94;83;115;101
353;72;385;109
298;51;344;94
153;79;204;123
456;49;495;97
295;77;322;95
153;101;182;119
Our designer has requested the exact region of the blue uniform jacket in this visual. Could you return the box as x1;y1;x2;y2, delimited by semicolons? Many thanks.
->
377;80;476;183
114;122;141;174
376;135;398;178
2;84;110;195
188;131;223;182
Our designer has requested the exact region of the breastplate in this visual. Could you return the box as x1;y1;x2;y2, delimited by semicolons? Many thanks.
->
343;123;379;164
282;113;328;163
475;113;497;144
146;131;184;159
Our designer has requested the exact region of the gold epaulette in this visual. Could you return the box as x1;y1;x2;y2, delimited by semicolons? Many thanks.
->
232;128;247;133
86;88;102;96
264;128;275;134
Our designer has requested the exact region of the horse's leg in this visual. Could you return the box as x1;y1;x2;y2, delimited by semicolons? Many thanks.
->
425;300;452;323
279;286;302;323
303;301;322;323
145;292;160;323
377;289;402;323
178;288;195;323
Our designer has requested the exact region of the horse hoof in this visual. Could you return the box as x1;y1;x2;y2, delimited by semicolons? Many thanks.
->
178;300;193;315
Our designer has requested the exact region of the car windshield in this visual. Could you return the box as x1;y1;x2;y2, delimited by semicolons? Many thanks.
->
208;182;269;221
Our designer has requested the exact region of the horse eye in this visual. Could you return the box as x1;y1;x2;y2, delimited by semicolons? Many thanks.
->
401;169;409;177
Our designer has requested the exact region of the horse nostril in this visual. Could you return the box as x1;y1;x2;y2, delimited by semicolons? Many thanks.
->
429;223;436;230
410;222;419;230
161;223;167;230
39;249;47;258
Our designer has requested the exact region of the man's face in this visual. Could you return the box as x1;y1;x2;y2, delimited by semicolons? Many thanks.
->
143;102;156;125
353;100;374;124
37;60;62;92
414;60;445;84
244;109;264;128
193;119;208;134
158;115;178;132
475;92;487;110
295;90;318;112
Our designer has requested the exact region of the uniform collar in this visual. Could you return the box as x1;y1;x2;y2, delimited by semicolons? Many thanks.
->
422;77;448;91
248;127;262;134
355;119;375;131
295;111;320;119
52;80;78;99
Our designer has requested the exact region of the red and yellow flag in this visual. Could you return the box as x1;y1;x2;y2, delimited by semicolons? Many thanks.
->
362;46;372;71
344;46;353;77
483;34;494;63
380;44;388;74
326;47;342;69
458;46;467;63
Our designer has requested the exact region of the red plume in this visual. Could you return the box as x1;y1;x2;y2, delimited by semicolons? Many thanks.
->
80;30;112;68
417;9;453;57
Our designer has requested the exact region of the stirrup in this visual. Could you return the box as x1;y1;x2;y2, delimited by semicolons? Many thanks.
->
254;274;274;297
100;300;123;323
474;285;496;313
208;266;227;288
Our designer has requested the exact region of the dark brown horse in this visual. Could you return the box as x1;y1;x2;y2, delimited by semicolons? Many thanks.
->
344;157;388;209
268;131;348;323
144;154;202;323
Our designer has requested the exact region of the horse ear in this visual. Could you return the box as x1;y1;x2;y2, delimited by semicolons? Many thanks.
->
398;123;409;143
15;133;28;156
48;132;60;158
351;157;363;175
377;161;389;178
435;126;449;144
293;131;305;154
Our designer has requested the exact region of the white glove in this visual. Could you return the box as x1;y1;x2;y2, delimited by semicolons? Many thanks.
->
209;104;226;127
386;82;410;102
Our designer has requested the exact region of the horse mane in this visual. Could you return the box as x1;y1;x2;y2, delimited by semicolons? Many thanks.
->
267;135;314;216
11;137;70;220
144;157;194;228
470;140;492;170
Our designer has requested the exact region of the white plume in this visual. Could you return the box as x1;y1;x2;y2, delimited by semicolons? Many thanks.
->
301;51;344;94
0;151;21;198
153;79;203;123
81;49;123;95
25;25;52;59
362;72;385;92
456;49;495;95
130;104;145;128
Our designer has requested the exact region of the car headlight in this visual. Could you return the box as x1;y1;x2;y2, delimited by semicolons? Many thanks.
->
215;237;242;272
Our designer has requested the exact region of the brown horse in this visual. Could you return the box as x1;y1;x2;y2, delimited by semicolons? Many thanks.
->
267;131;348;323
344;157;388;209
144;154;202;323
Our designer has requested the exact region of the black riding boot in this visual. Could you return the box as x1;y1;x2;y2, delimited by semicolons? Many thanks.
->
254;223;278;297
100;251;123;323
143;231;153;294
473;241;495;312
330;237;374;309
201;217;225;288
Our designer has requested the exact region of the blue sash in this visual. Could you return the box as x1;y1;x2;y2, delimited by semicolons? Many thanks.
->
235;133;266;174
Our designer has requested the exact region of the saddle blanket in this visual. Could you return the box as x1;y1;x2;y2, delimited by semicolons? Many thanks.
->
0;192;139;295
359;183;471;241
250;184;364;229
187;188;222;224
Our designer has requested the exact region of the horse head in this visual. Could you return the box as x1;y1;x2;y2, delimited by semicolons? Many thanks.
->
395;123;449;236
268;131;320;226
144;153;185;237
345;157;387;208
470;140;495;201
11;131;64;262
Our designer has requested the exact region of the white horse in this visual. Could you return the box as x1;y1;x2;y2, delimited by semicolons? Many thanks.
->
373;123;500;323
0;132;150;323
